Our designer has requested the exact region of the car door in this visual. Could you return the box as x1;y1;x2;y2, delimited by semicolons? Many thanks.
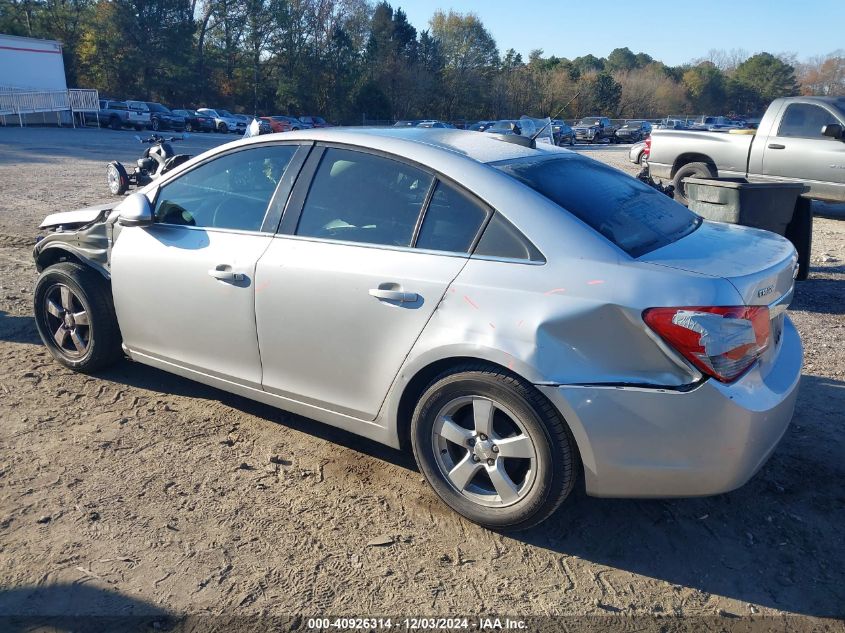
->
111;142;308;388
255;146;491;420
760;102;845;201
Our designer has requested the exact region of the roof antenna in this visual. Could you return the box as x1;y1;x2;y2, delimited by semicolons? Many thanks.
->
530;90;582;146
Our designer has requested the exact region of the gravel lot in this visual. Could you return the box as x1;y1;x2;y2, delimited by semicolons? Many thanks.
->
1;127;843;628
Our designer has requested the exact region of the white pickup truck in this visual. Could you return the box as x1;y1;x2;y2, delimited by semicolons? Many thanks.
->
648;96;845;205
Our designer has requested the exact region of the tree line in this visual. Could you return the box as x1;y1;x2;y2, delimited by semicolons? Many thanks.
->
1;0;843;123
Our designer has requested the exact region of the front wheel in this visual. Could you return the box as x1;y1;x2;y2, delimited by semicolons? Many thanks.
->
34;262;123;373
151;118;160;131
411;365;577;530
218;122;228;134
107;161;129;196
185;121;193;132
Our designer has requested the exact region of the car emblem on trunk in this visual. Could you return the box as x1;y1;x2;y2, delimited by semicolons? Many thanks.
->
757;284;775;298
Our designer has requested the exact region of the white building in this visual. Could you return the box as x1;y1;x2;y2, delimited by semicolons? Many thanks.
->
0;34;67;91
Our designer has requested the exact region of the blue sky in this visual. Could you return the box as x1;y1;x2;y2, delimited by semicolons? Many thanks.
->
396;0;844;66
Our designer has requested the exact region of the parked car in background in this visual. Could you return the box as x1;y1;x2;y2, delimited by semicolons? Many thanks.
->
551;119;575;146
394;120;422;127
196;108;246;134
145;102;186;132
86;99;148;130
628;138;649;164
300;115;332;128
125;101;152;127
260;116;292;133
467;120;495;132
172;109;214;133
615;120;652;143
573;116;618;143
417;120;450;128
32;127;802;531
656;119;687;130
648;96;845;204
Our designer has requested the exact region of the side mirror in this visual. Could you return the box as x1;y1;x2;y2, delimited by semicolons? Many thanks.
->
821;123;843;139
116;192;154;227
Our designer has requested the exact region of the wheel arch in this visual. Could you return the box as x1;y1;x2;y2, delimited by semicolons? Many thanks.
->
389;353;582;462
35;244;110;280
671;153;718;177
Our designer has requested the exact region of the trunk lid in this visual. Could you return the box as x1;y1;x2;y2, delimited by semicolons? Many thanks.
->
640;220;797;306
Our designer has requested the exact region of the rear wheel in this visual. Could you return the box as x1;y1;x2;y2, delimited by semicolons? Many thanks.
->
151;118;160;131
672;161;716;206
185;121;194;132
411;365;577;530
34;262;123;373
109;116;122;130
218;122;228;134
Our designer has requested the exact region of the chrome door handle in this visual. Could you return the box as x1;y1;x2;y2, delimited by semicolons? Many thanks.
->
768;143;785;149
369;288;418;303
208;265;244;282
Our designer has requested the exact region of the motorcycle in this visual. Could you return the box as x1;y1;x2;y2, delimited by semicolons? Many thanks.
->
106;133;192;196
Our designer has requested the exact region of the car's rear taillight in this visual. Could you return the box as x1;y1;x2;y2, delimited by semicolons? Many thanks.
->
644;136;651;158
643;306;771;382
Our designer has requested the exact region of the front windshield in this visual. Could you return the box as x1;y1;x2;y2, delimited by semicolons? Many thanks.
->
148;103;169;113
493;154;700;257
219;110;234;117
624;121;643;128
577;117;600;125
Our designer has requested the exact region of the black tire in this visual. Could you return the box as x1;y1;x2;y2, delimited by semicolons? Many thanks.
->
185;121;193;132
635;150;644;165
785;197;813;281
107;161;129;196
218;122;228;134
134;124;144;131
411;364;578;531
151;117;160;131
672;161;716;206
34;262;123;373
569;135;575;146
109;116;122;130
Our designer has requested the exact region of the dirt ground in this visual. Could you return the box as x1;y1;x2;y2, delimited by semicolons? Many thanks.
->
0;127;844;628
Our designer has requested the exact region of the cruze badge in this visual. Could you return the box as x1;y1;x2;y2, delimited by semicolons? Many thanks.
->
757;284;775;298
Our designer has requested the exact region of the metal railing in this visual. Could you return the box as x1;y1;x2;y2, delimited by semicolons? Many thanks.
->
0;87;99;127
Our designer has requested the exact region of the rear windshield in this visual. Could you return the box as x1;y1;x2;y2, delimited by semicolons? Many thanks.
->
493;155;700;257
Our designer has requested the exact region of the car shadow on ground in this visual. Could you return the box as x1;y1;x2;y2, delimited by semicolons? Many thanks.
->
97;358;844;617
791;275;845;314
4;313;842;617
0;312;40;345
0;583;172;633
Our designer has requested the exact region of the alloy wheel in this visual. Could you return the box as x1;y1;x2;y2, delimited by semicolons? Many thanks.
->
43;283;90;358
431;396;537;508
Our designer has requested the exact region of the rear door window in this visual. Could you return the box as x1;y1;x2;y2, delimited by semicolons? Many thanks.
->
493;154;700;257
295;148;433;247
415;181;488;253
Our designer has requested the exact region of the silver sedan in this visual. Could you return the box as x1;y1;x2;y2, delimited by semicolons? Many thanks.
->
32;128;802;530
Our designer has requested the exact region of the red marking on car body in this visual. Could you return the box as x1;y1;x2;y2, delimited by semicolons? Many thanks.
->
587;280;605;285
544;288;566;295
463;295;479;309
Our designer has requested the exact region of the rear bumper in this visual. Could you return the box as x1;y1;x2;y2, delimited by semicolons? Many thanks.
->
539;316;802;498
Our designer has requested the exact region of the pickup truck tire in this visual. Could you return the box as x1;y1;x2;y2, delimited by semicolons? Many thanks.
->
217;122;228;134
672;161;716;205
785;198;813;281
34;262;123;373
151;118;160;131
109;116;122;130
